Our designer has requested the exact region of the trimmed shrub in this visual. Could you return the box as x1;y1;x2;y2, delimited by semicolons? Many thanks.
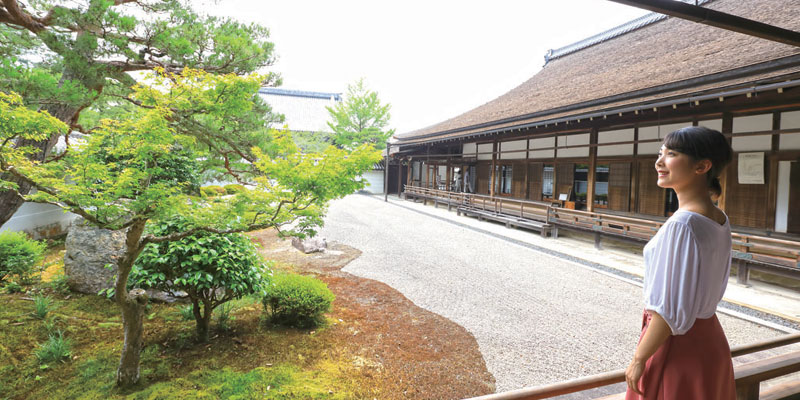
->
200;185;227;197
262;273;334;328
0;231;46;284
223;184;246;194
131;218;270;341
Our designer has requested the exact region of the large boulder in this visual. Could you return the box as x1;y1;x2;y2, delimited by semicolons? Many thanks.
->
63;217;185;302
64;217;125;295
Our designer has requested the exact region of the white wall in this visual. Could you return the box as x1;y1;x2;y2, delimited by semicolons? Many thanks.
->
780;110;800;150
529;137;555;159
477;143;493;161
259;93;339;132
556;133;589;158
598;128;634;157
360;170;385;194
732;114;772;152
500;140;527;160
775;161;792;233
0;203;77;239
638;122;690;155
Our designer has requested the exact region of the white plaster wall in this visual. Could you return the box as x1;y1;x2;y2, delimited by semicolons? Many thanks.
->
732;114;772;152
638;122;688;154
775;161;791;233
698;119;723;132
0;202;78;239
360;170;385;194
500;140;527;160
556;133;589;158
529;137;554;159
462;143;477;157
598;128;634;157
780;110;800;150
477;143;493;161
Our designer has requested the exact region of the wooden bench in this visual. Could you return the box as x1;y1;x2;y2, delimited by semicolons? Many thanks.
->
458;206;553;237
760;379;800;400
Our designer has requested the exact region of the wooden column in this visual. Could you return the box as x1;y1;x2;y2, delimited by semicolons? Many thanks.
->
384;141;389;202
490;141;498;197
407;158;413;188
525;139;531;199
587;128;598;212
397;159;403;195
552;133;559;202
631;127;640;213
719;112;734;212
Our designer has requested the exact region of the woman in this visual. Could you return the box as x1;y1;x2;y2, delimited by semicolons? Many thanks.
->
625;126;735;399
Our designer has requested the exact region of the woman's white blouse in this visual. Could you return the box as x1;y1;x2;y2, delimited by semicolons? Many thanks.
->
643;209;732;335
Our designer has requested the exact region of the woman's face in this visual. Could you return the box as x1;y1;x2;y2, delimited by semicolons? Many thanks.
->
654;145;708;190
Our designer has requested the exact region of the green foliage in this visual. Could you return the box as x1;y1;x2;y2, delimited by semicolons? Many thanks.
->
3;281;22;293
178;304;194;321
34;330;71;365
0;231;47;285
131;365;350;400
131;217;270;339
326;78;395;150
33;294;52;319
291;130;334;153
223;184;245;195
47;273;71;296
200;185;227;197
262;273;335;328
215;302;235;332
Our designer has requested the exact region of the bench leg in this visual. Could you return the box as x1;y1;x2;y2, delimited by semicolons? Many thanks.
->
552;227;559;239
736;384;759;400
541;228;549;238
594;232;602;250
447;204;452;211
736;260;751;286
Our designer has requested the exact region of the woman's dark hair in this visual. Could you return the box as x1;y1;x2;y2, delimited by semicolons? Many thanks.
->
663;126;732;196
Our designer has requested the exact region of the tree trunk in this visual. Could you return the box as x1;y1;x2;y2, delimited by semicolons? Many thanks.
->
192;298;213;342
192;298;211;343
114;220;148;387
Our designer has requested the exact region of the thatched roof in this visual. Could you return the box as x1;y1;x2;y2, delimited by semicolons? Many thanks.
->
396;0;800;144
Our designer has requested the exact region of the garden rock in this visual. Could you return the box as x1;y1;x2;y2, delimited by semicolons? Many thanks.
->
63;217;186;302
64;217;126;295
292;237;327;254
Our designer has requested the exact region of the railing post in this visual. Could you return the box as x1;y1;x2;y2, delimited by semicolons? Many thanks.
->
736;384;759;400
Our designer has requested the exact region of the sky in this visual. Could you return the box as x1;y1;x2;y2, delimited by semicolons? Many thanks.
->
200;1;651;135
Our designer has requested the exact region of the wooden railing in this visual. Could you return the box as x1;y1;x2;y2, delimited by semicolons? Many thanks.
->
465;333;800;400
402;186;800;271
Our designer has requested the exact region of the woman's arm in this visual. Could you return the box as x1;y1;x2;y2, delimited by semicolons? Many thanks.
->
625;311;672;396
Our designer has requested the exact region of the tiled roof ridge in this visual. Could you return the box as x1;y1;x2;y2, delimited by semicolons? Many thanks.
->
259;87;342;101
544;0;714;65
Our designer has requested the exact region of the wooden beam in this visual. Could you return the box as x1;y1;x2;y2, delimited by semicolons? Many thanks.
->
490;141;498;197
606;0;800;47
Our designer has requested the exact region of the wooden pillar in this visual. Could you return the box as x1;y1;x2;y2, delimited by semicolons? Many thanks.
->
490;141;498;197
525;139;531;199
632;127;640;213
587;128;598;212
719;112;734;212
552;133;559;202
407;158;413;188
397;159;403;196
384;141;389;202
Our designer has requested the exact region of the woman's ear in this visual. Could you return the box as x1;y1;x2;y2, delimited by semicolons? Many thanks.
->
695;159;712;175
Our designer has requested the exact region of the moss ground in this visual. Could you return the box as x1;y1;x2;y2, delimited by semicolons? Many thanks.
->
0;231;495;400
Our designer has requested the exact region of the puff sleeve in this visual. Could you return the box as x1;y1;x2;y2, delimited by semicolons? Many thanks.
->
643;221;702;335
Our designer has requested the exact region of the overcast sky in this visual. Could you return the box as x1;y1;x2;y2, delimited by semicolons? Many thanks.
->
201;1;650;134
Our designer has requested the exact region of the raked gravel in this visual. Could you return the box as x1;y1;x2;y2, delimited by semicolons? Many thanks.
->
318;194;786;394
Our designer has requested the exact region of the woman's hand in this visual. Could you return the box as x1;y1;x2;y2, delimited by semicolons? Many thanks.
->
625;358;645;396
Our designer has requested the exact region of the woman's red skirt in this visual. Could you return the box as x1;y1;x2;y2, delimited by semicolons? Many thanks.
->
625;310;736;400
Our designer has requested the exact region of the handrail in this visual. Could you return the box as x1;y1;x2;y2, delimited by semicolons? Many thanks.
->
466;333;800;400
403;186;800;269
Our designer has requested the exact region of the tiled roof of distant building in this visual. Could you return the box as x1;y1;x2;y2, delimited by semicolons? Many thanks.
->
259;88;342;101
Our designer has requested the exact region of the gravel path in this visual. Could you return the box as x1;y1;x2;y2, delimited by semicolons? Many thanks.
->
318;194;786;394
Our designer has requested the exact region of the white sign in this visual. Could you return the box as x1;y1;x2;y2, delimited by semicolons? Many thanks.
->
738;152;765;184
